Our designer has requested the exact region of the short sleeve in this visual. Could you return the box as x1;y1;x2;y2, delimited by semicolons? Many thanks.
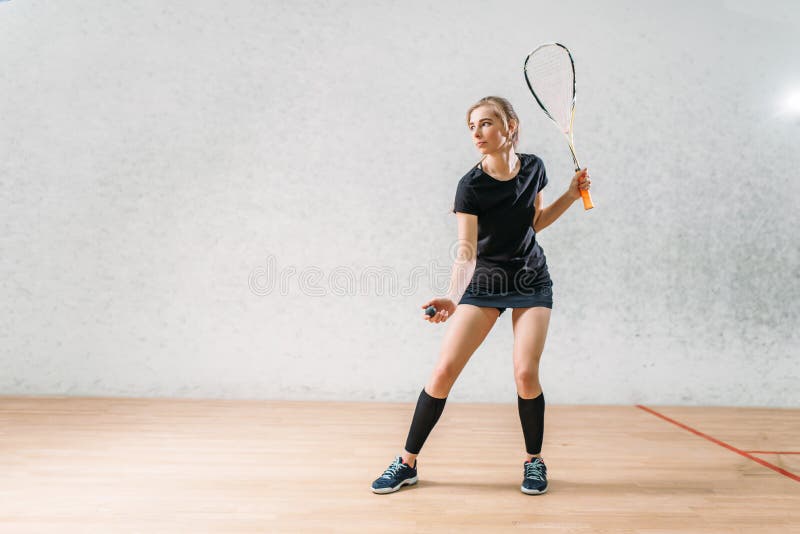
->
536;159;548;194
452;179;480;215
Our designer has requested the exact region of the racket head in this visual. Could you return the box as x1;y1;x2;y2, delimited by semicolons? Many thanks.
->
523;43;576;137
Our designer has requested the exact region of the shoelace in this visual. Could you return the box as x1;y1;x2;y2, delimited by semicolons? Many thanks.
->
525;460;546;480
381;459;405;479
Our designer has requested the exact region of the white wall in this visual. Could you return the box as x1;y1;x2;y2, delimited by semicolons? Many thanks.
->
1;0;798;406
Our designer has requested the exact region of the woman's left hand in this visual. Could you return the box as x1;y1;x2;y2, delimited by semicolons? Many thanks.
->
568;168;591;200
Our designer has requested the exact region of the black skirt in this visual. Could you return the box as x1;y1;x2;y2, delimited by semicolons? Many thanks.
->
458;278;553;316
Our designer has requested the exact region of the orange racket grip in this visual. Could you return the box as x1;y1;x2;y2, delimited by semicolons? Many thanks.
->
580;188;594;210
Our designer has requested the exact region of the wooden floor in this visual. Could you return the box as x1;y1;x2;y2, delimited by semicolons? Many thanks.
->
0;397;798;533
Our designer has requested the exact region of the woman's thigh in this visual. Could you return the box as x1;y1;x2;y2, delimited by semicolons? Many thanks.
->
427;304;500;393
511;306;552;375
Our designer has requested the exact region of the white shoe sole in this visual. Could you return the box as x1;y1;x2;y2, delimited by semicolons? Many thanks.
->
521;484;548;495
371;476;418;494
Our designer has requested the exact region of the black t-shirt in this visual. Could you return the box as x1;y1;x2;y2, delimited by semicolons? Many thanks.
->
452;152;550;294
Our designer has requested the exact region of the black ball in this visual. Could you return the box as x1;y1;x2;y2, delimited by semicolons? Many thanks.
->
425;305;436;317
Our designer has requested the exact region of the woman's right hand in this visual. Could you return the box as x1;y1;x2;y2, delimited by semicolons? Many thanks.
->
421;298;457;324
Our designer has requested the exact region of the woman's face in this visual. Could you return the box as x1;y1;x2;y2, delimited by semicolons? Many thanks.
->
468;105;514;155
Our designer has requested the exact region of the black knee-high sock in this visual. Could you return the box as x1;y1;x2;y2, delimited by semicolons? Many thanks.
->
518;392;545;455
404;387;448;455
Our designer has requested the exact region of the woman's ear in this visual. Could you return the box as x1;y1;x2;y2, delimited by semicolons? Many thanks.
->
508;118;519;137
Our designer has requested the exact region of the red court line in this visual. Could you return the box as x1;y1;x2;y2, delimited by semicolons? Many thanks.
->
745;451;800;455
636;405;800;483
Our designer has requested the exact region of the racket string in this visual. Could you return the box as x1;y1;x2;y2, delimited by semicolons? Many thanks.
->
525;45;575;134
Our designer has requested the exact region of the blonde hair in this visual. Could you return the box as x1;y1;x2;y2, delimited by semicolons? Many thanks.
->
466;96;520;147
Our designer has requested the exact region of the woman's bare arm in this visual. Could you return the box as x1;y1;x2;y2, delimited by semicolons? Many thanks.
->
445;212;478;303
533;168;591;233
533;190;575;232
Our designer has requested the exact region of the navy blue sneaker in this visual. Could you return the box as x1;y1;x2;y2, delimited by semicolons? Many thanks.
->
521;457;548;494
371;455;418;494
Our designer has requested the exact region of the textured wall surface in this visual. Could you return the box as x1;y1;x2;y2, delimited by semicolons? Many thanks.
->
1;0;798;406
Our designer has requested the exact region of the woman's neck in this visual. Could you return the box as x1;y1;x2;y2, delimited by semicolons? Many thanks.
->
481;147;519;180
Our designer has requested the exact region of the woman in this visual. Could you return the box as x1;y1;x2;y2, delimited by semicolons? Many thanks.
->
371;96;591;495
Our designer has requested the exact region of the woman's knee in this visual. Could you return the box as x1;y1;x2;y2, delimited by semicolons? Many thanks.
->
430;365;457;389
431;346;476;390
514;366;540;386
